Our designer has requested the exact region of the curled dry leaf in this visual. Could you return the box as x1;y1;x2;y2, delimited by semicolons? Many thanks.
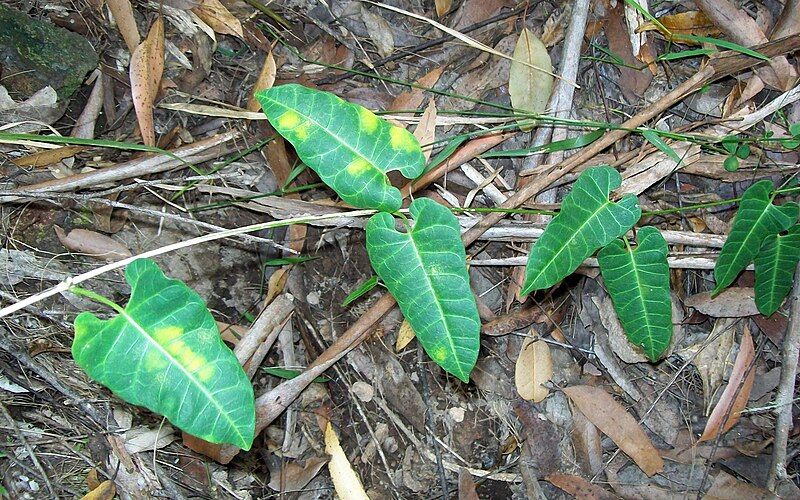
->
246;50;276;112
637;10;721;39
81;479;116;500
699;326;755;442
688;317;737;412
325;422;369;500
54;227;132;261
130;16;164;147
562;385;664;476
685;288;759;317
413;98;437;162
508;28;553;131
515;337;552;402
434;0;452;18
192;0;244;38
107;0;140;53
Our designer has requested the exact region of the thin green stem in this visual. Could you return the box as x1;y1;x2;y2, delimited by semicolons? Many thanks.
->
68;286;125;315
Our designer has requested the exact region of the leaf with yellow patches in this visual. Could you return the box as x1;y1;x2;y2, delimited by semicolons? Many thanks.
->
72;258;254;450
257;84;425;212
366;198;480;382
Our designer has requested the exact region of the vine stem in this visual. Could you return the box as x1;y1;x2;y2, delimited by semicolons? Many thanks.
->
68;286;125;315
0;210;376;319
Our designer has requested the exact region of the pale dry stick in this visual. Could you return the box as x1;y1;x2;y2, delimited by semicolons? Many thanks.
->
0;210;376;319
767;262;800;492
233;294;294;367
470;255;746;270
3;129;240;197
0;191;292;250
471;223;728;248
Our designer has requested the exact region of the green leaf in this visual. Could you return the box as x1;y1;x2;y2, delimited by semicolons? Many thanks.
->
754;225;800;316
365;198;480;382
522;166;642;295
655;48;714;62
263;255;317;266
342;275;379;307
677;34;771;61
723;155;740;172
72;259;255;449
598;227;673;361
642;129;682;164
713;180;799;295
256;84;425;212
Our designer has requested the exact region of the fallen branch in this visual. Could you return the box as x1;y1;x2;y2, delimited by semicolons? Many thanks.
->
767;263;800;492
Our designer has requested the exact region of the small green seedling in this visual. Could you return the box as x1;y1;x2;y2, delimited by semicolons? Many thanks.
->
721;135;751;172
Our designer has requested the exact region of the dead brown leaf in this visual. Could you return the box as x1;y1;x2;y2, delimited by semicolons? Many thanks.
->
704;470;774;499
562;385;664;476
412;98;437;162
193;0;243;38
247;50;276;112
435;0;452;18
515;338;552;402
638;11;721;39
699;326;755;442
54;227;132;261
390;66;444;111
508;28;554;131
771;0;800;40
685;288;759;317
687;318;737;411
80;480;115;500
11;146;84;167
605;1;653;102
107;0;140;53
458;467;479;500
571;405;604;476
267;457;328;493
546;473;617;499
361;6;394;58
130;16;164;146
451;0;510;30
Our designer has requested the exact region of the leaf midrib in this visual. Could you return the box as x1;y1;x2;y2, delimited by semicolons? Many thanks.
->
120;307;246;445
407;226;467;379
262;95;387;176
529;198;616;288
717;196;778;288
626;244;661;355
